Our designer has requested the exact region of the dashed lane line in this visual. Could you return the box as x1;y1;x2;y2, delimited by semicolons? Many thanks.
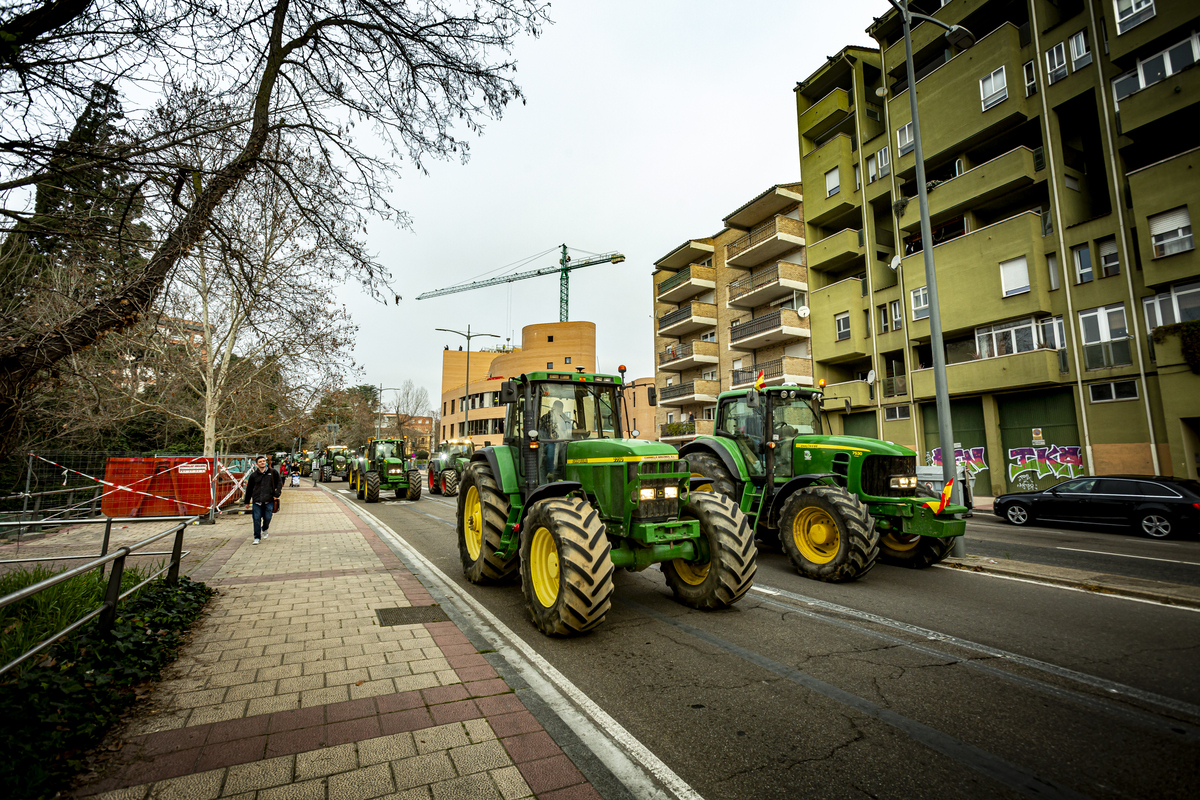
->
1055;546;1200;567
933;563;1200;612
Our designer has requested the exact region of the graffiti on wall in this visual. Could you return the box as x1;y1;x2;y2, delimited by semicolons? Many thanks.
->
1007;445;1085;486
928;446;989;477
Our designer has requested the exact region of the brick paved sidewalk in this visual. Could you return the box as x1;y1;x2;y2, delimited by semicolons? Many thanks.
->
75;484;601;800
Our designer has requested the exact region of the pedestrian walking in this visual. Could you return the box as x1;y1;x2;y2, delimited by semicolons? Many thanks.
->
243;455;281;544
279;461;289;489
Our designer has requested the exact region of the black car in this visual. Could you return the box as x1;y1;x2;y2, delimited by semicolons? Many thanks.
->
994;475;1200;538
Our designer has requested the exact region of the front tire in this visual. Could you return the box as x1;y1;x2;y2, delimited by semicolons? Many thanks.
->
663;491;757;609
1005;502;1032;526
355;471;365;499
520;497;614;636
779;485;878;582
429;467;441;495
365;471;380;502
878;533;955;568
1139;512;1173;539
442;469;459;497
405;470;421;501
457;463;519;584
321;465;331;483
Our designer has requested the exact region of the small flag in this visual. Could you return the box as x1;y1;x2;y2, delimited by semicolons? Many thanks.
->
753;370;765;391
923;478;954;515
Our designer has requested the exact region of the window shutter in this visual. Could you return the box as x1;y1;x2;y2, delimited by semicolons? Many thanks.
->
1099;239;1118;258
825;167;839;195
1149;207;1191;235
1000;256;1029;295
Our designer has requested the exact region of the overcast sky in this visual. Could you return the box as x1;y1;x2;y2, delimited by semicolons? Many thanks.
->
343;0;882;411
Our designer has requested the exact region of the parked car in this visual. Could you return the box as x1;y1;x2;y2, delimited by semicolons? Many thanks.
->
994;476;1200;538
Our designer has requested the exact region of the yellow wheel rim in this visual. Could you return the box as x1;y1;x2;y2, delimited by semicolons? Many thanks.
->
463;486;483;561
690;471;712;492
530;526;560;608
672;558;709;585
882;532;920;552
794;507;840;564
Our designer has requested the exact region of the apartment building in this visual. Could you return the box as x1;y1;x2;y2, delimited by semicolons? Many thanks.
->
795;0;1200;493
652;184;814;444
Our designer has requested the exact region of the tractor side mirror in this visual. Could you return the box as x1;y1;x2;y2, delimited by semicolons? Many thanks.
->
747;389;760;409
646;386;657;407
500;381;519;404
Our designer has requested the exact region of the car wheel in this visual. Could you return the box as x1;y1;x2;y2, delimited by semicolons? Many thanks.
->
1139;513;1173;539
1005;503;1032;526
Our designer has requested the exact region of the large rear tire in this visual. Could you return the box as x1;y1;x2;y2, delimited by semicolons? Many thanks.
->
321;465;331;483
457;463;519;584
663;491;757;609
878;533;954;568
442;469;459;497
685;452;738;497
355;470;365;499
365;471;380;503
520;497;614;636
778;485;878;582
405;470;421;501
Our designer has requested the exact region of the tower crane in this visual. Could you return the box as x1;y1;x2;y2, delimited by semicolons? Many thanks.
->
416;244;626;322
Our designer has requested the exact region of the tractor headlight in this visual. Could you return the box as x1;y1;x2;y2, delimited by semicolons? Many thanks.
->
639;487;656;501
889;475;918;489
388;467;403;475
663;486;678;499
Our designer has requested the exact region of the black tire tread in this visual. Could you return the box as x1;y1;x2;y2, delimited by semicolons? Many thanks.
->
443;469;460;497
663;491;757;609
878;533;954;568
779;485;878;582
457;464;519;584
405;470;422;501
366;471;380;502
520;497;614;636
685;452;738;498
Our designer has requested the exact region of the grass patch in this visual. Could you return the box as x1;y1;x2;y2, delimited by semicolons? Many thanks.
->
0;569;214;799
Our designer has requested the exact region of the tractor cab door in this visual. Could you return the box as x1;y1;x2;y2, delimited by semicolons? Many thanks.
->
717;397;766;477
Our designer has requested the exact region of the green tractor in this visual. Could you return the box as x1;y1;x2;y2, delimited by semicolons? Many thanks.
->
428;439;474;497
456;368;757;637
316;445;353;482
349;437;422;502
298;451;314;477
678;384;967;582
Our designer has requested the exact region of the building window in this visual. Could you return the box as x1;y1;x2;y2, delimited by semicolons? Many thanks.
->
867;155;878;182
835;312;851;341
878;304;890;333
1079;304;1132;369
891;300;903;332
976;318;1038;358
854;163;861;191
1064;175;1080;192
1149;207;1194;258
1112;33;1198;105
877;146;891;177
1046;42;1068;84
825;167;840;197
546;362;554;369
450;399;455;414
1115;0;1155;35
547;335;553;342
999;256;1030;297
897;123;914;156
911;287;929;320
563;357;571;364
1097;238;1120;278
703;406;716;420
700;329;716;343
884;405;911;421
1024;61;1037;96
1088;380;1139;403
1073;244;1093;283
702;369;717;381
1047;253;1061;291
980;66;1008;110
1144;280;1200;335
667;412;674;424
1070;30;1092;70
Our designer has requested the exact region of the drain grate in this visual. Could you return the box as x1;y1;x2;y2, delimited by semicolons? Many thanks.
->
376;606;448;626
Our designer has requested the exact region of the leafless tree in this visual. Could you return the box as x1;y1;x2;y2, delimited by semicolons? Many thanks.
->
386;379;432;439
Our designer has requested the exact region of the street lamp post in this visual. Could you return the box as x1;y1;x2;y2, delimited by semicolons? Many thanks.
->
887;0;974;556
375;386;415;439
437;325;500;443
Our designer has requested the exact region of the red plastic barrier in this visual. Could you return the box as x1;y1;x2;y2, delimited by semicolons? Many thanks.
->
101;458;215;518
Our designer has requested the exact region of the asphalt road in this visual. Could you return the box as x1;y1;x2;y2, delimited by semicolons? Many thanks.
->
962;513;1200;587
325;481;1200;800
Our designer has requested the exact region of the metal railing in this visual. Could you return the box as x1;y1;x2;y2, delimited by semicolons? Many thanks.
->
660;382;696;401
661;421;697;438
659;342;695;365
658;304;698;329
883;375;908;397
730;310;783;342
1082;338;1133;371
657;266;693;295
0;515;198;677
728;265;782;302
726;217;781;260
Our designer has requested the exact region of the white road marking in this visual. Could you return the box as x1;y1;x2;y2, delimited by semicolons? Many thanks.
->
335;493;701;800
932;564;1200;612
1055;547;1200;567
338;489;353;494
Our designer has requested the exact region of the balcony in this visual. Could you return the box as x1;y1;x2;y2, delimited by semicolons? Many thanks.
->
1128;148;1200;289
657;302;718;337
882;374;908;398
659;380;720;407
801;134;858;227
658;340;719;372
660;419;714;443
910;348;1068;399
657;264;717;303
655;239;715;271
725;215;806;269
807;228;865;272
798;87;853;141
728;308;809;352
730;357;813;389
820;379;874;411
882;0;990;77
897;147;1039;233
1120;65;1200;136
810;276;870;363
727;261;807;308
1083;338;1134;372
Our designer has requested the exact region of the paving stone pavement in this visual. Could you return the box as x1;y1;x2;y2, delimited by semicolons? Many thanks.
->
70;484;602;800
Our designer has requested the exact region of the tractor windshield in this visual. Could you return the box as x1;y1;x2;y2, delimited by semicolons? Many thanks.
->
446;444;473;457
772;395;821;437
374;441;397;460
716;397;766;476
535;382;620;442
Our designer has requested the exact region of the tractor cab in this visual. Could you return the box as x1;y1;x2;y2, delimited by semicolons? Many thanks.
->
715;387;823;481
372;439;402;462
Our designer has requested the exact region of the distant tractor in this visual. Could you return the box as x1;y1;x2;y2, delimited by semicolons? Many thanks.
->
457;368;757;637
298;451;313;477
349;437;421;502
678;384;967;582
316;445;352;482
428;439;474;497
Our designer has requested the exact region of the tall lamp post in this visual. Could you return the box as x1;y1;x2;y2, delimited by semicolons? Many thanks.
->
886;0;975;556
437;325;499;443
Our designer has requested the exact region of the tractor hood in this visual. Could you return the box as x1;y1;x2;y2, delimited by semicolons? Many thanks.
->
793;435;915;458
564;438;681;464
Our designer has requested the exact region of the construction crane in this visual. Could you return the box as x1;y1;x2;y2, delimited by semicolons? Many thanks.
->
416;244;626;323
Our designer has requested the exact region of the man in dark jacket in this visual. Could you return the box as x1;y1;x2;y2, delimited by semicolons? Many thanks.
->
243;455;281;544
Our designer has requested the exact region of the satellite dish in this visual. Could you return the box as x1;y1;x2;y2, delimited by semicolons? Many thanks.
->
797;306;811;318
889;255;902;271
866;369;876;384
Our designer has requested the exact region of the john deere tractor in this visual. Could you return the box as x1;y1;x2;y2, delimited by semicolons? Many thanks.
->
679;385;967;582
298;451;313;477
349;437;421;502
456;368;757;637
428;439;474;497
316;445;352;482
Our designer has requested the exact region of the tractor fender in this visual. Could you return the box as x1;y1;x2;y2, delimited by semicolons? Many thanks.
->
518;482;584;527
680;437;745;482
469;447;521;497
767;473;842;526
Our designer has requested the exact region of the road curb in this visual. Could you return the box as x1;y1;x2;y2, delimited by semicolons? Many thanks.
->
940;556;1200;610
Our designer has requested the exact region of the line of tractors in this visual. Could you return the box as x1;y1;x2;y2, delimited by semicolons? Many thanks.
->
315;368;969;639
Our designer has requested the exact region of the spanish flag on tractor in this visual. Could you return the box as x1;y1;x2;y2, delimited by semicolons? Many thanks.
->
753;370;765;391
924;479;954;515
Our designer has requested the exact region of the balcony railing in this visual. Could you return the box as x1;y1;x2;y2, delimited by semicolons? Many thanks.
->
1083;338;1133;371
728;265;782;302
658;305;695;329
882;375;908;397
658;266;694;296
727;218;784;260
659;342;696;365
730;310;784;343
661;420;696;438
660;382;696;401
